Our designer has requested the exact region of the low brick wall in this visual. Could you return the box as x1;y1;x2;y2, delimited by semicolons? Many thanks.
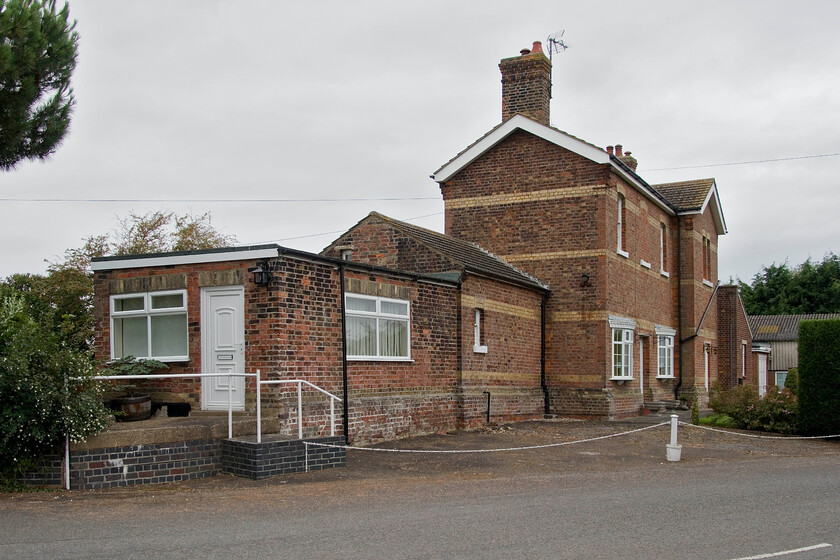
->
71;439;220;490
220;435;345;479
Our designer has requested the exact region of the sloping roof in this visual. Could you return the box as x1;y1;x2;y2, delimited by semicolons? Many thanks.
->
369;212;548;291
652;179;715;212
748;314;840;341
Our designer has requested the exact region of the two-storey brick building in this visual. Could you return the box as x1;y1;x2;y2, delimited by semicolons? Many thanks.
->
92;41;742;445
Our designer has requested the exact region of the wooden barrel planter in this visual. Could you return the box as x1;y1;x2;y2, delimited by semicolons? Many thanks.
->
110;395;152;422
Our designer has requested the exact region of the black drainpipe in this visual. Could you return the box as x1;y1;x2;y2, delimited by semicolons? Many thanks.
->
339;264;349;444
540;291;551;415
675;215;683;401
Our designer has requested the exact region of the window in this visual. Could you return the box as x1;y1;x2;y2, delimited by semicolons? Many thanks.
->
617;194;628;257
657;336;674;378
345;294;410;360
775;371;788;388
741;343;747;377
612;329;634;379
660;224;669;277
473;308;488;354
655;325;676;378
110;291;188;361
702;236;712;281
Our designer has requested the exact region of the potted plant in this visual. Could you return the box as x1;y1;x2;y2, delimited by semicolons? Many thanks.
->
101;356;168;422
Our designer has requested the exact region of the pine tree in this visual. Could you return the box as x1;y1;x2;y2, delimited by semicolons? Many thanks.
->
0;0;78;170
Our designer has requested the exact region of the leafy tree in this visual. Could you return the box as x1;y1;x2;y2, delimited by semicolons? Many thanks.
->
0;0;79;170
740;253;840;315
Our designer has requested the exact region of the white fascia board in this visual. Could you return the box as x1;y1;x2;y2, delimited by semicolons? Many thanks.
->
91;247;279;271
676;181;728;236
432;115;610;183
433;114;675;216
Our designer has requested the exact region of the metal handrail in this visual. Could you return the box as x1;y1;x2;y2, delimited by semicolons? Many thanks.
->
257;373;343;443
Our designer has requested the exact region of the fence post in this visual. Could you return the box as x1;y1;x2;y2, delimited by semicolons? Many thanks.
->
330;397;335;437
297;381;303;440
666;413;682;461
228;374;233;439
256;370;262;444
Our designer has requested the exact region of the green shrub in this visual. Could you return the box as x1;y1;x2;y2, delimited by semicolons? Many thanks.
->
0;293;112;486
798;319;840;436
708;383;798;434
699;413;737;428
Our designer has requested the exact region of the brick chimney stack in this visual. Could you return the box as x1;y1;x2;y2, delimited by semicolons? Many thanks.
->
499;41;552;126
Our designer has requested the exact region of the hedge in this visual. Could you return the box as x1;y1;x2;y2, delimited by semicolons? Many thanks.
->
798;319;840;436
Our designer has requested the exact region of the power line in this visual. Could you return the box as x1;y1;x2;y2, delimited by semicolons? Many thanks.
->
644;152;840;172
246;212;445;245
0;196;441;203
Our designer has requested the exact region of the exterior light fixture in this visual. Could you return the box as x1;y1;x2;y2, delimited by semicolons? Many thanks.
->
252;261;272;286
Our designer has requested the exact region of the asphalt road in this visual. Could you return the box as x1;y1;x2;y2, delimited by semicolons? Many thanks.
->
2;453;838;559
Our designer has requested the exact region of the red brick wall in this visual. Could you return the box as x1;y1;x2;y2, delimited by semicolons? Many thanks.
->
716;285;755;390
439;129;720;417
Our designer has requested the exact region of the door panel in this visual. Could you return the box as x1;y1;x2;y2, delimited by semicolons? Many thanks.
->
201;287;246;410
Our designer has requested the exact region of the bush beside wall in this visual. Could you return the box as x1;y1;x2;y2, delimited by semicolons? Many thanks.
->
798;319;840;436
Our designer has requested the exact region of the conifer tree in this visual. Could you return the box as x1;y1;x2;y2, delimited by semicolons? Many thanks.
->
0;0;78;170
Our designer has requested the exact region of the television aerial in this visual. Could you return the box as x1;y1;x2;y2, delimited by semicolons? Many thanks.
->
546;30;568;61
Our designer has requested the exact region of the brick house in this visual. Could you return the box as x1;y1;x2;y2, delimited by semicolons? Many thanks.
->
91;40;738;447
716;285;760;392
91;236;547;443
428;41;727;415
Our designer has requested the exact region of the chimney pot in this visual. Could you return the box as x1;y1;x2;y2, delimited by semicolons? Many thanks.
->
606;146;614;155
520;48;531;55
531;41;543;54
615;144;623;157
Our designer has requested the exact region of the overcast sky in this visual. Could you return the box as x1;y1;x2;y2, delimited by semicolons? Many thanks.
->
3;0;839;283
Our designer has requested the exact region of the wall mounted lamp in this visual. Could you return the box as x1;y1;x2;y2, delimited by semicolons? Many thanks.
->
252;261;273;286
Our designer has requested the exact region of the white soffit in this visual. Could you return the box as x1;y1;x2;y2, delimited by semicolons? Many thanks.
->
432;114;610;183
91;247;279;271
432;114;674;215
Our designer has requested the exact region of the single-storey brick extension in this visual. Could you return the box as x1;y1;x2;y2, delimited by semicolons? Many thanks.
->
92;41;757;443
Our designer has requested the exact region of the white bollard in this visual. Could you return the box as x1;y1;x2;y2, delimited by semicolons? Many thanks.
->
666;413;682;461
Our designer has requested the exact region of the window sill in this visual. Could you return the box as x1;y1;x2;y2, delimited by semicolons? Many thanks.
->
347;357;414;363
114;356;190;363
656;375;675;380
473;345;488;354
702;279;714;288
610;377;633;384
660;270;670;278
617;249;629;259
640;259;651;269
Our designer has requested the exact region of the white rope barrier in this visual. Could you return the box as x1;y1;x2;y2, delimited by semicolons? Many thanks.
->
679;421;840;440
304;422;670;454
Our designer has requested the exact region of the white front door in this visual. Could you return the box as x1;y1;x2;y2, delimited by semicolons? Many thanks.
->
758;354;768;397
201;286;246;410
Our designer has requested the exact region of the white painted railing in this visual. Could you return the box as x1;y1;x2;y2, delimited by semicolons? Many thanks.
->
85;370;342;441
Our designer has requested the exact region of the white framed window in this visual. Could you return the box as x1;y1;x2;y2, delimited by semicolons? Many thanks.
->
617;194;628;258
110;290;189;361
609;315;636;380
741;343;747;377
775;371;788;388
655;325;676;379
657;336;674;378
612;328;634;379
473;308;488;354
345;294;411;360
660;223;669;277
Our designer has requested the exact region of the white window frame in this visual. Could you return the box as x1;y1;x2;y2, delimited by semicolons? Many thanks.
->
655;325;676;379
617;194;629;258
660;223;669;278
775;371;788;388
109;290;189;361
473;308;488;354
612;328;634;380
345;293;411;361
